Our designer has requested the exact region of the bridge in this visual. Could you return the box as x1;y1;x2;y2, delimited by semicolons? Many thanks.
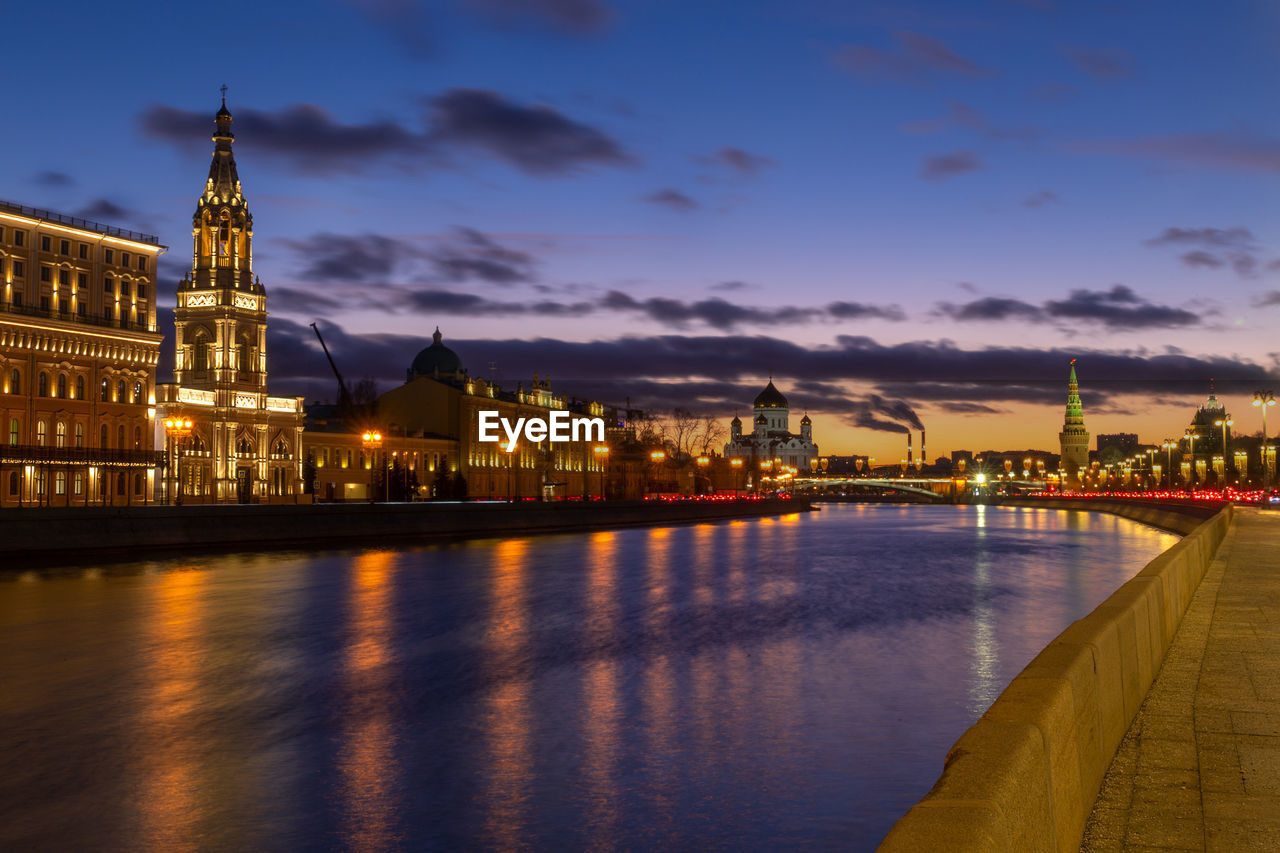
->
792;476;1046;501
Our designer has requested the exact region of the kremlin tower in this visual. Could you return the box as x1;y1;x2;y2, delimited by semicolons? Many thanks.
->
1058;359;1090;491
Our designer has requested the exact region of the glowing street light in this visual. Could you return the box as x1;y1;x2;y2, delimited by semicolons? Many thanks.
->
1214;417;1234;485
362;430;383;502
502;440;518;500
1254;391;1276;498
163;416;194;505
593;444;609;500
1184;430;1200;490
1161;439;1176;489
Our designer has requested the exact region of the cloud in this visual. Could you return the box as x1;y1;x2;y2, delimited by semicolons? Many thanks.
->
1253;291;1280;308
710;280;750;292
425;88;634;175
921;150;980;180
427;227;538;284
1022;189;1059;208
140;89;633;177
827;301;907;321
33;171;74;187
902;101;1039;142
643;188;699;212
834;30;989;84
1062;46;1134;79
75;199;132;220
1143;227;1269;279
340;0;435;58
1073;131;1280;174
464;0;613;34
698;146;777;175
279;233;410;282
938;286;1203;329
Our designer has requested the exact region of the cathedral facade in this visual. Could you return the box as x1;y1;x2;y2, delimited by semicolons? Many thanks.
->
723;379;818;475
154;97;305;503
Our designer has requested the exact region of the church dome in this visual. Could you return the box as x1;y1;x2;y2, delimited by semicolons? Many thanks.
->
800;413;811;425
754;414;767;424
754;380;788;409
409;328;464;378
731;414;742;426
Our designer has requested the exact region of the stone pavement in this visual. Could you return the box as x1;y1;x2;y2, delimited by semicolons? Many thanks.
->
1082;508;1280;852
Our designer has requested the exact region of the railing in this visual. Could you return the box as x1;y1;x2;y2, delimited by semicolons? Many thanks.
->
0;198;161;245
0;300;157;333
0;445;165;466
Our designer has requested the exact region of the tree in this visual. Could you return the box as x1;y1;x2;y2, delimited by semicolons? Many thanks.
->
668;408;725;459
433;465;451;500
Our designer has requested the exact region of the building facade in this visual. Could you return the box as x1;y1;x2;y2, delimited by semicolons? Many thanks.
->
1;200;165;506
1058;359;1090;490
723;379;818;476
154;98;304;503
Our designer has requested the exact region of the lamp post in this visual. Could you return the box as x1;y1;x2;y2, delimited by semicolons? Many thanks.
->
696;455;710;495
730;457;743;495
1254;391;1276;501
1184;430;1199;490
163;416;193;505
502;440;518;500
1161;439;1176;489
593;444;609;499
1214;418;1233;487
361;430;382;503
650;449;666;496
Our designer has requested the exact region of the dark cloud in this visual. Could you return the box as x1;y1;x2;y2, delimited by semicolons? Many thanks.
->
140;89;632;177
710;280;750;292
33;171;74;187
270;287;350;315
921;150;981;180
407;289;593;316
937;402;1003;414
1253;291;1280;308
280;233;408;282
425;88;634;175
827;301;907;321
465;0;613;33
939;286;1203;329
75;198;132;220
1023;189;1059;207
1062;46;1134;79
834;30;989;84
1144;227;1268;279
643;189;699;212
601;291;818;330
698;146;777;175
1073;131;1280;174
427;227;537;284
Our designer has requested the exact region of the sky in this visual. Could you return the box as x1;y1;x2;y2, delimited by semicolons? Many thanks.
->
3;0;1279;459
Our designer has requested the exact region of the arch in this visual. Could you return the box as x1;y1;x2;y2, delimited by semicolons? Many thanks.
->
75;422;84;448
237;436;254;455
9;368;18;395
55;421;66;448
36;420;46;446
116;379;126;402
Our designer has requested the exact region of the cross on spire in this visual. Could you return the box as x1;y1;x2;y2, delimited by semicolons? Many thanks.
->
220;83;228;105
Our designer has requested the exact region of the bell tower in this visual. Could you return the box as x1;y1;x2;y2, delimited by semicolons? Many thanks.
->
1058;359;1091;491
156;91;304;504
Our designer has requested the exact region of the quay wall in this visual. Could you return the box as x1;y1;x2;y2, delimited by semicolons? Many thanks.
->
879;499;1234;852
0;498;812;563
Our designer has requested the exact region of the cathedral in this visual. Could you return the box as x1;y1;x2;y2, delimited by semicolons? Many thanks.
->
153;96;305;503
724;378;818;473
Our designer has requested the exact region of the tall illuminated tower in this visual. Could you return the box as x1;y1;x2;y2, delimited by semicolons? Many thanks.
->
1058;359;1090;491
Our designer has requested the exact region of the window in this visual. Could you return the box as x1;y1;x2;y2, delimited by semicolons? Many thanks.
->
137;256;146;272
74;472;83;495
8;418;17;446
121;252;131;267
116;472;125;496
120;281;130;297
117;425;125;449
59;298;68;315
77;272;87;289
104;305;114;321
9;369;18;395
55;422;66;448
100;423;108;447
56;374;67;398
55;471;66;496
40;296;49;312
103;248;113;264
11;292;21;308
37;471;46;497
104;277;113;292
78;303;86;317
133;381;143;404
100;378;109;402
134;472;143;494
194;336;209;371
75;423;84;448
60;240;69;255
8;471;17;496
36;420;46;446
13;230;23;247
38;373;48;397
40;265;50;282
237;338;249;371
41;235;50;251
116;380;126;402
76;376;84;399
59;269;69;286
11;260;22;278
137;284;147;299
79;243;88;259
134;426;141;449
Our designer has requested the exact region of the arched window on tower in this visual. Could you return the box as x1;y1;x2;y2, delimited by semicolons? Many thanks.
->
237;437;253;456
218;211;231;265
194;332;210;372
237;335;250;374
133;381;143;404
55;422;66;448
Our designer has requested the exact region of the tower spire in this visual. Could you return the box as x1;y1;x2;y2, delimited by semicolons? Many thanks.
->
1059;359;1090;490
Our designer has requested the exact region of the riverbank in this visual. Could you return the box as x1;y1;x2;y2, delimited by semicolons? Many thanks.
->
880;498;1234;852
0;497;812;564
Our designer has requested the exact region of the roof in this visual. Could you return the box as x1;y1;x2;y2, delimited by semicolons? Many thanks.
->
754;380;788;409
409;328;465;378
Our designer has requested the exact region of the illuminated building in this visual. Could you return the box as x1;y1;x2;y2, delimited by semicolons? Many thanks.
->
0;200;165;505
723;378;818;473
154;96;304;503
1058;359;1090;490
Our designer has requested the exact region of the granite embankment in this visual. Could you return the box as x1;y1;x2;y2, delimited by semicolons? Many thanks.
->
0;498;812;562
879;498;1233;853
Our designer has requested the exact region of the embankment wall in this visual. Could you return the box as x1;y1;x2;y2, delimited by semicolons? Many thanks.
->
879;499;1233;852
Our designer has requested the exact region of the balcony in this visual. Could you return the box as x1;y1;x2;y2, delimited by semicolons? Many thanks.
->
0;300;157;333
0;445;165;466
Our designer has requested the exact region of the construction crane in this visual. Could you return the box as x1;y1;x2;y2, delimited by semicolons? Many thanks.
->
310;322;353;414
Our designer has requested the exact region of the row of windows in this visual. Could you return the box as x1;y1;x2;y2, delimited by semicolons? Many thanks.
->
5;369;145;404
313;447;447;472
0;228;148;271
0;290;145;323
7;417;145;449
8;470;146;498
0;259;149;296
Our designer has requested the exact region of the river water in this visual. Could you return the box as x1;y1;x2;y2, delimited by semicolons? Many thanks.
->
0;503;1177;851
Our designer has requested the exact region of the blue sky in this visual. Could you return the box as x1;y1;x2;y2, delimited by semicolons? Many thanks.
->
3;0;1278;456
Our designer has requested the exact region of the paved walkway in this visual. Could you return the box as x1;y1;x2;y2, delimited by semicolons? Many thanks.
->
1082;508;1280;852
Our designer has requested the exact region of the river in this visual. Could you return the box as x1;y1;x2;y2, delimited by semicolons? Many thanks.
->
0;503;1178;851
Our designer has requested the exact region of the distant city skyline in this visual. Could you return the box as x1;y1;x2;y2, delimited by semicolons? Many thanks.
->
3;0;1277;459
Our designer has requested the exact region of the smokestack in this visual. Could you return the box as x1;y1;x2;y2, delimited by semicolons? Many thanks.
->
907;431;912;465
921;430;926;467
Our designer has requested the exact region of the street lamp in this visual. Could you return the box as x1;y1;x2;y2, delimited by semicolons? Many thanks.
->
502;440;518;500
163;416;193;505
361;430;382;502
730;457;744;495
1254;391;1276;499
1214;418;1233;487
1184;430;1199;490
1161;439;1176;489
593;444;609;499
696;455;710;495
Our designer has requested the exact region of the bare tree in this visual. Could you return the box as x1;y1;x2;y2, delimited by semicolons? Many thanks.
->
667;409;726;459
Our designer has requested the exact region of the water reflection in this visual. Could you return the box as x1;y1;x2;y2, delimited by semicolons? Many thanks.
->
337;551;400;852
581;531;621;847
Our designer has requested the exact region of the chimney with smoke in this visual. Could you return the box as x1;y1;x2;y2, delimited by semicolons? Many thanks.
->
921;429;926;468
907;431;912;466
